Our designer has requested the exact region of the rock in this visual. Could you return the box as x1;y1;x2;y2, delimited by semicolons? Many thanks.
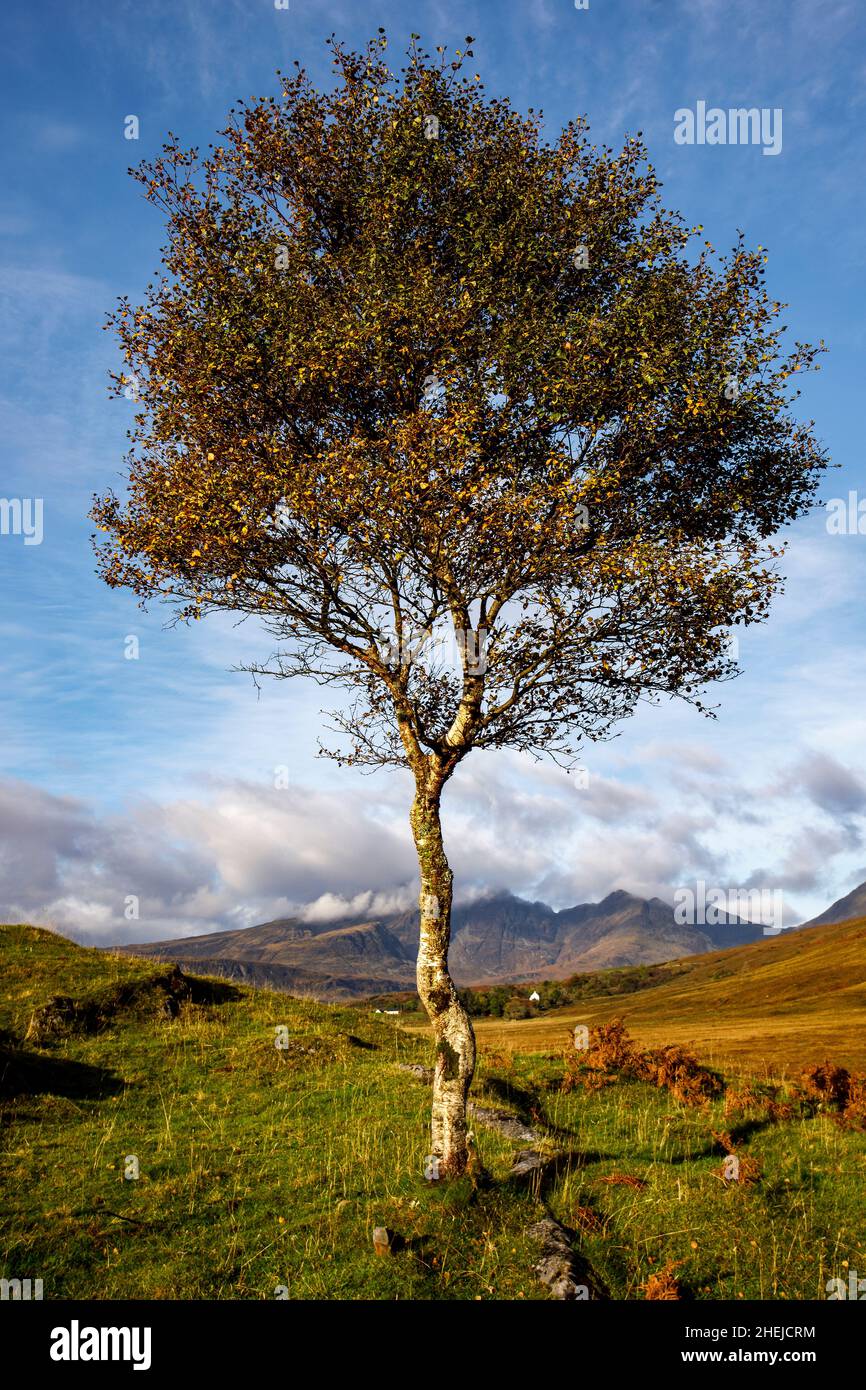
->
527;1217;589;1301
469;1104;539;1142
396;1063;434;1083
372;1226;391;1256
509;1149;548;1178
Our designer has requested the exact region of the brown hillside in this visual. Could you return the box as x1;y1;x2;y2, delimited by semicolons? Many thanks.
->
466;914;866;1075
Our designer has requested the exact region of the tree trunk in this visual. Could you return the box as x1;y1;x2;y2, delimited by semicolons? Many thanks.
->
410;777;476;1177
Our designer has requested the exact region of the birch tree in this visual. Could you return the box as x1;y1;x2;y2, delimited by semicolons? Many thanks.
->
92;33;826;1175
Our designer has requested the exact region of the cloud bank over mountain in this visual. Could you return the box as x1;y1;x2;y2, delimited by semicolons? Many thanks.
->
2;738;863;946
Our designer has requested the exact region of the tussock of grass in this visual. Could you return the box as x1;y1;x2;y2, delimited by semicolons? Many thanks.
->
23;966;239;1043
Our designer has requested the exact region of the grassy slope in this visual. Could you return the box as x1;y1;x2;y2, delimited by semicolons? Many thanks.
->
1;924;865;1300
467;916;866;1076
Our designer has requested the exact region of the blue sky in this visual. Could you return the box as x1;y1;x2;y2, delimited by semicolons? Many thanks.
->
1;0;865;943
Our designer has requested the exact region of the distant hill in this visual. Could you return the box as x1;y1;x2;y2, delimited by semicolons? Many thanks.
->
118;888;768;999
117;916;416;998
469;910;866;1074
798;878;866;930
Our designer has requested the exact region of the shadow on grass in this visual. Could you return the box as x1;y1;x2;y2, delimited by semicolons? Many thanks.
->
339;1033;379;1050
506;1148;613;1199
390;1231;435;1258
726;1116;778;1146
667;1114;779;1165
184;974;243;1004
0;1042;124;1101
478;1074;579;1144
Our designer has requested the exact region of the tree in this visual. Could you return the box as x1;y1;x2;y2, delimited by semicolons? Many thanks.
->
91;32;826;1176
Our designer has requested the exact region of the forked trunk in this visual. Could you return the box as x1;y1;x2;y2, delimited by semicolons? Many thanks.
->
410;779;476;1177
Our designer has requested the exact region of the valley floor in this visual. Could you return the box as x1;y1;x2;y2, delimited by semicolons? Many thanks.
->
419;915;866;1077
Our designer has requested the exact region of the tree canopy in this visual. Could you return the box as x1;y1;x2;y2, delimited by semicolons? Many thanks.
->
92;32;826;788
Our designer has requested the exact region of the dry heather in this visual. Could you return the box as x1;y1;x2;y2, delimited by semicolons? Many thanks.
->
560;1018;722;1107
709;1129;762;1187
724;1082;795;1123
795;1063;866;1130
643;1259;685;1300
560;1019;866;1136
572;1204;607;1234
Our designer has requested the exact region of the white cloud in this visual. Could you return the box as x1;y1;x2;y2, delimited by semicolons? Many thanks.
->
2;712;861;948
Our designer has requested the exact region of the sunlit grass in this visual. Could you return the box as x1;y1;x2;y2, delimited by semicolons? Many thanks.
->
2;925;864;1300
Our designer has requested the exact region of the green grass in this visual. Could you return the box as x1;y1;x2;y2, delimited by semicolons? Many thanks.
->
488;1054;866;1300
2;924;864;1300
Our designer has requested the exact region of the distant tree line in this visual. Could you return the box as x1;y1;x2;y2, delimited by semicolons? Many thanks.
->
366;962;682;1018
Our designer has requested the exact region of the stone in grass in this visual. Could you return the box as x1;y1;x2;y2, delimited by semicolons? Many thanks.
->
469;1104;538;1143
372;1227;392;1256
509;1149;547;1179
396;1063;434;1084
527;1217;589;1301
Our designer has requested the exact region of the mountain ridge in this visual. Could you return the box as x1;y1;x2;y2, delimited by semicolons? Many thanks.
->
799;878;866;931
118;885;776;1000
